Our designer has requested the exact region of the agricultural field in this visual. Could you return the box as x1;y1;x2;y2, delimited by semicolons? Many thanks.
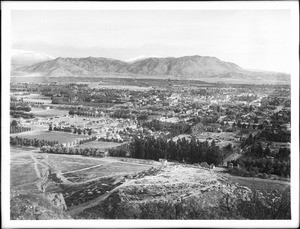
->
89;84;152;91
79;140;125;149
14;93;52;104
12;130;91;144
31;108;69;117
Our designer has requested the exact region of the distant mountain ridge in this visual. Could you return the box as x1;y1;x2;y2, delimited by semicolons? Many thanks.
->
126;55;161;63
11;55;290;84
11;49;54;69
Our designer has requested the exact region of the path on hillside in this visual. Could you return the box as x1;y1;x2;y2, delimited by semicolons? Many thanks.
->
30;154;43;179
61;164;108;175
67;182;124;216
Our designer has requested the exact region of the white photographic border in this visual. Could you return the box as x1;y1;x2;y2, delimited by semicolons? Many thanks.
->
1;1;299;228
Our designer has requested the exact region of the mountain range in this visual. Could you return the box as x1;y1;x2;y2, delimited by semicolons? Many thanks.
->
11;53;290;84
11;49;54;69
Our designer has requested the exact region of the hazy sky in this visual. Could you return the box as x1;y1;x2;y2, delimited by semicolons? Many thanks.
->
12;10;291;72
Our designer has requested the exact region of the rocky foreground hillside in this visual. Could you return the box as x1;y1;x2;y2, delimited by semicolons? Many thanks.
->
71;164;290;219
10;163;290;220
10;190;72;220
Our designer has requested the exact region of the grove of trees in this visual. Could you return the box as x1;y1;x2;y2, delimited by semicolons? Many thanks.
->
40;146;105;157
10;124;31;134
10;111;34;119
79;136;97;144
10;105;31;112
129;136;223;165
229;141;290;177
49;125;93;136
110;109;134;119
10;136;58;147
229;157;290;177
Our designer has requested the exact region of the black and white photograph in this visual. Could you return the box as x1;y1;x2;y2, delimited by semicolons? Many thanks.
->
1;1;299;228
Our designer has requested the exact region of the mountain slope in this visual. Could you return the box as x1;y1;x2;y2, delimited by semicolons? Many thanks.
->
11;49;54;69
14;58;92;77
11;55;290;83
64;57;128;74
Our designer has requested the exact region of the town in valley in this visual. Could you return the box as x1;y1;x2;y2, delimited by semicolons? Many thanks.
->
10;74;291;220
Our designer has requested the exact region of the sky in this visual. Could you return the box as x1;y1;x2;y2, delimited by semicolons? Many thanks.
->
11;10;291;73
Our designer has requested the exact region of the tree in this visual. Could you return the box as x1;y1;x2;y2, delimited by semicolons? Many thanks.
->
263;147;271;157
276;147;290;161
237;120;242;128
263;160;274;175
11;120;18;127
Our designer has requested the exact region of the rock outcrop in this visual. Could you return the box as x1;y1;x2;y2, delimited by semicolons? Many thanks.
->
75;164;252;219
10;191;72;220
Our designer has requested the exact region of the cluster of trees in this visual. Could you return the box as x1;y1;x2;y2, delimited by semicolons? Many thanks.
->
111;109;134;119
244;142;271;158
58;100;113;108
264;97;281;106
229;157;290;177
137;113;149;121
99;136;124;143
271;111;291;124
108;148;128;157
230;140;290;177
10;136;58;147
129;136;223;165
244;142;290;161
190;114;220;126
234;94;258;102
10;124;31;134
10;111;34;119
49;125;92;135
142;119;191;137
22;101;44;105
232;120;266;130
68;109;102;117
88;89;123;104
10;105;31;112
79;136;97;145
241;133;256;147
259;130;290;142
40;146;105;157
52;96;70;104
